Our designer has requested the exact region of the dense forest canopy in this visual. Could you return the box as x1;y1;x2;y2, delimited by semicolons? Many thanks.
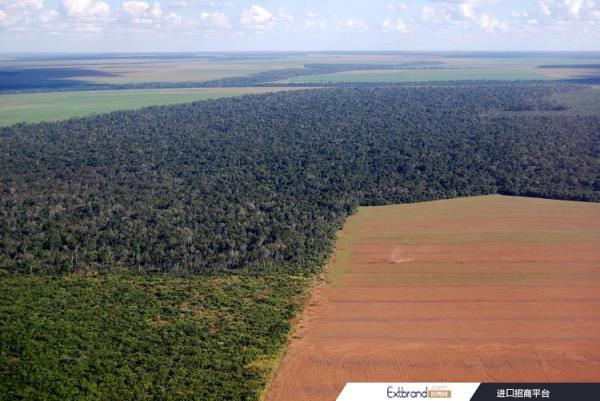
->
1;85;599;274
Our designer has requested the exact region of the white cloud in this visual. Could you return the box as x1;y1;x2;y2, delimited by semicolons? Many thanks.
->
165;12;182;23
382;18;409;33
539;1;552;16
512;10;529;18
537;0;599;19
240;4;273;30
565;0;584;16
122;1;150;18
1;0;599;48
40;9;60;22
122;1;163;24
4;0;43;11
168;0;194;7
200;11;229;29
277;7;293;22
238;4;291;30
303;11;325;31
167;0;215;8
428;0;502;22
511;9;542;27
422;6;435;21
62;0;110;18
0;0;59;31
387;2;408;12
302;18;326;31
479;13;508;32
335;17;367;32
421;5;450;22
150;2;162;18
0;0;112;35
458;3;476;20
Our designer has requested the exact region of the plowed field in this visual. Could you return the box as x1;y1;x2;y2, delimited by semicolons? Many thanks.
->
266;195;600;401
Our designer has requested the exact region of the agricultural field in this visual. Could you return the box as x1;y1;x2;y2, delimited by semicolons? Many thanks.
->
0;54;304;85
266;195;600;401
80;61;295;84
0;273;308;401
0;87;299;126
279;67;549;83
3;52;600;92
274;53;600;84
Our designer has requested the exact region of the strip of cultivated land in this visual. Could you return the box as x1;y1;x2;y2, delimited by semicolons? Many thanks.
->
0;87;300;126
278;67;550;83
266;195;600;401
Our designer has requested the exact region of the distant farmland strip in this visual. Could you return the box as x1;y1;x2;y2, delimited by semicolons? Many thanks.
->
280;68;549;83
0;62;445;93
0;87;301;126
539;64;600;68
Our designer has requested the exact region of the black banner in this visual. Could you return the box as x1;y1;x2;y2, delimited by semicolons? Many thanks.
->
470;383;600;401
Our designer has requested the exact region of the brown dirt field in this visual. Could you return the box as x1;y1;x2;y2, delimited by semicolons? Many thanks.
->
265;195;600;401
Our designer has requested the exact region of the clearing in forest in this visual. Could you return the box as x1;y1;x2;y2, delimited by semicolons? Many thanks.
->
266;195;600;401
0;87;301;126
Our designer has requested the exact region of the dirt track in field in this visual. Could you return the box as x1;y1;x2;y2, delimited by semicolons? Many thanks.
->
265;195;600;401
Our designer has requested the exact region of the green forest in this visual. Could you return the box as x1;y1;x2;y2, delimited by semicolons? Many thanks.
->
1;84;599;400
1;273;307;401
1;85;598;274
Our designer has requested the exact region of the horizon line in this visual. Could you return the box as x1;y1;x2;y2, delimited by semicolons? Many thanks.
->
2;50;600;55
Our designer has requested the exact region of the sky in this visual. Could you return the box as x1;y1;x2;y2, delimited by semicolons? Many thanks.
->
0;0;599;52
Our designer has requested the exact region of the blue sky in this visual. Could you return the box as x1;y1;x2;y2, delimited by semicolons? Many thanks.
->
0;0;599;52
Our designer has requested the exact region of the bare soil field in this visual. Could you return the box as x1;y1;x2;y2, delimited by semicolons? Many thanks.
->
266;195;600;401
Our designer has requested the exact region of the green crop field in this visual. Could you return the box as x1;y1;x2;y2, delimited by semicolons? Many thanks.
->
0;273;308;401
0;87;298;126
279;67;549;83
